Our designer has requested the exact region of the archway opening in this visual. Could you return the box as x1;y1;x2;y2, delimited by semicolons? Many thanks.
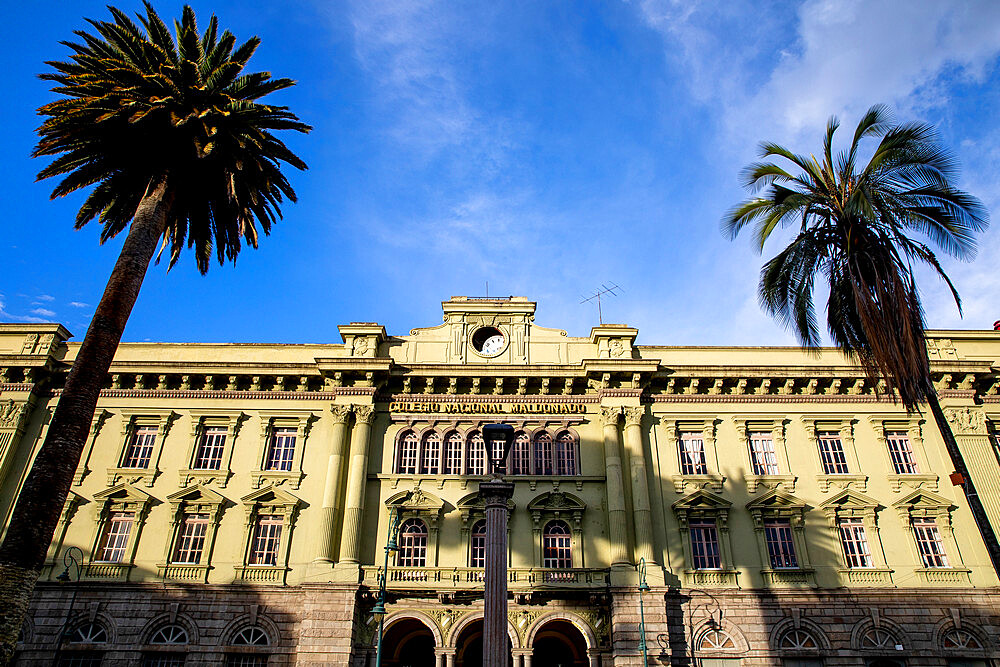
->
383;618;436;667
455;619;512;667
532;620;589;667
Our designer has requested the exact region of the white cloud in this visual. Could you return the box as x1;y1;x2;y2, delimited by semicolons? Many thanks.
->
69;301;89;308
35;294;54;302
30;308;56;318
0;299;48;324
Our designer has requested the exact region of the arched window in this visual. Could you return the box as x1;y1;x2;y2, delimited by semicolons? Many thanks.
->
143;625;189;667
470;520;487;567
699;629;736;650
421;432;441;474
396;432;418;474
442;432;463;474
231;626;269;646
534;432;554;475
150;625;188;645
778;628;818;650
510;433;530;475
467;432;485;476
860;627;899;650
397;519;428;567
63;622;108;667
942;628;983;649
555;431;578;475
69;623;108;644
542;520;572;568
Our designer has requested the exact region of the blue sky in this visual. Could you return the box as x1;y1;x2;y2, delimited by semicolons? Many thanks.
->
2;1;999;345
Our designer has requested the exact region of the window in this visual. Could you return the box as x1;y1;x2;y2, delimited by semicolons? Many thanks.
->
226;658;268;667
778;628;818;650
699;629;736;649
58;654;105;667
542;521;572;568
192;427;227;470
783;661;822;667
887;431;919;474
749;432;779;475
690;520;722;569
818;433;850;474
534;432;554;475
680;433;708;475
942;629;983;649
467;432;485;476
860;627;900;650
122;426;158;468
510;432;530;475
172;514;209;564
226;627;269;667
486;432;506;472
443;432;463;474
142;656;185;667
764;519;798;568
97;511;133;562
69;623;108;643
149;625;188;644
421;432;441;474
397;518;427;567
396;432;418;474
232;627;269;646
470;520;486;567
248;515;282;566
264;427;296;472
838;519;873;568
913;517;949;567
555;432;578;475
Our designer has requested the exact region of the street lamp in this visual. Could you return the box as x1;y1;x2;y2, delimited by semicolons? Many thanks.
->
52;546;83;666
480;423;516;667
374;506;403;667
637;557;650;667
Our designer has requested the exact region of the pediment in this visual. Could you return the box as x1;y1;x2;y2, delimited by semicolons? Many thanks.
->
527;491;586;512
893;489;953;511
457;491;514;512
167;484;226;505
386;488;444;510
672;489;731;511
819;489;880;510
93;483;151;503
241;485;301;507
746;489;806;511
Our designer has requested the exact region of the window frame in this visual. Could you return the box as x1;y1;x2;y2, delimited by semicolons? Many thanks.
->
235;486;302;584
662;418;724;494
86;483;153;579
746;490;814;584
542;520;573;569
870;418;938;493
107;411;176;488
820;489;892;584
180;411;242;489
802;416;868;494
733;417;795;493
251;412;313;490
672;490;737;586
159;484;226;582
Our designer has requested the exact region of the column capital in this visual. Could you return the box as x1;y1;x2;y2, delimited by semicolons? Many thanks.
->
599;405;622;427
622;406;645;427
480;477;515;507
329;404;353;424
354;404;376;425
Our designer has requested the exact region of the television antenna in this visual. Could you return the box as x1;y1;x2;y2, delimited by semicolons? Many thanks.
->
580;283;622;325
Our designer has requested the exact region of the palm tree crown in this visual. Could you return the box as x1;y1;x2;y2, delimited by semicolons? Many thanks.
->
724;104;988;410
33;2;311;272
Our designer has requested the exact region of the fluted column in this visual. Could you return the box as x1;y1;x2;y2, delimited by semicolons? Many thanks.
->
313;404;353;562
481;475;515;667
340;405;376;564
943;406;1000;537
624;406;655;565
601;406;631;566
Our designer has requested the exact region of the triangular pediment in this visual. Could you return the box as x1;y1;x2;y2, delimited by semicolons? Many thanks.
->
93;483;150;502
819;489;880;510
241;485;300;507
893;489;953;511
167;484;225;505
672;489;731;511
386;488;444;510
746;489;806;511
527;491;586;512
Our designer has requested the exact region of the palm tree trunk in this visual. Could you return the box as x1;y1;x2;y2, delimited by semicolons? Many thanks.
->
926;391;1000;576
0;177;174;665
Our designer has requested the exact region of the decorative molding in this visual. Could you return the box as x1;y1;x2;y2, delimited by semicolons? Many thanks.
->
943;407;988;436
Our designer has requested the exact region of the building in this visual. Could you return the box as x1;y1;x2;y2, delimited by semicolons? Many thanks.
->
2;296;1000;667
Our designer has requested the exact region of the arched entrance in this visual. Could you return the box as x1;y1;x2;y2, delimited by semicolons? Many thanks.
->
531;620;588;667
454;619;512;667
382;617;436;667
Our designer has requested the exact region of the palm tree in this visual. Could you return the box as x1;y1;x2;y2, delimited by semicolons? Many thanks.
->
0;4;310;660
723;104;999;574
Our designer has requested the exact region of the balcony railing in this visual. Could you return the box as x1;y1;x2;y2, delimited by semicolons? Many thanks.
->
362;566;609;590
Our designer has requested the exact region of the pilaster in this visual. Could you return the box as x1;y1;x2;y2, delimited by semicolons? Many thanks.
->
600;406;631;568
339;405;376;567
313;404;353;563
623;406;655;568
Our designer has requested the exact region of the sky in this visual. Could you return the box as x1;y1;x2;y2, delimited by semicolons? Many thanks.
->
1;1;999;346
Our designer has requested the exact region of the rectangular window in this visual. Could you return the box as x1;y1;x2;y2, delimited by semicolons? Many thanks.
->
467;435;486;475
421;434;441;474
225;657;268;667
689;520;721;569
172;513;209;564
913;517;949;568
443;434;463;474
838;519;873;568
886;431;919;474
817;433;850;474
97;511;134;562
248;514;282;566
192;426;227;470
764;519;798;568
749;432;779;475
57;653;105;667
554;434;578;476
142;655;186;667
121;426;158;468
679;433;708;475
264;427;296;472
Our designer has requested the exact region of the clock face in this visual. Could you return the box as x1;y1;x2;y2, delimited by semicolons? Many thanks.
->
471;326;507;358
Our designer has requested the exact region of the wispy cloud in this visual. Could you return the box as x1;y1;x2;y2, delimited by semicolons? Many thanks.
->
35;294;54;302
30;307;56;318
0;299;49;324
68;301;89;308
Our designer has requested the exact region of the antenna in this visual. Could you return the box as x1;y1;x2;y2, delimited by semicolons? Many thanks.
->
580;283;622;325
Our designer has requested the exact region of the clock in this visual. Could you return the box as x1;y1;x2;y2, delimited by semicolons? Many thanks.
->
470;326;508;358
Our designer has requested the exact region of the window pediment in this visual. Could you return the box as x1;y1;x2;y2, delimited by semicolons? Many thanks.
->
892;489;952;512
820;489;880;510
93;483;152;505
672;489;732;512
166;484;226;513
386;488;445;511
240;485;301;510
527;490;586;513
746;489;806;511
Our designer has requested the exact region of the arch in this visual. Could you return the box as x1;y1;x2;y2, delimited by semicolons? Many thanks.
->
542;520;572;568
470;519;487;567
553;429;579;475
510;431;531;475
692;620;749;653
466;430;486;475
140;613;200;645
420;430;442;474
382;611;443;648
769;617;830;652
397;517;428;566
220;614;281;647
851;619;910;652
532;430;554;475
446;612;520;649
524;612;596;651
396;429;419;474
442;430;465;474
66;617;114;645
933;618;989;652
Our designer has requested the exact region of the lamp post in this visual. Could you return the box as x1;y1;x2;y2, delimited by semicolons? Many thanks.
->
637;557;650;667
52;546;83;667
374;506;403;667
481;423;515;667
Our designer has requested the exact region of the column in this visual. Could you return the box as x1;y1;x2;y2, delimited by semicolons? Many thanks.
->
340;405;375;564
313;404;352;562
481;476;514;667
601;406;631;566
435;649;456;667
943;407;1000;532
624;406;655;565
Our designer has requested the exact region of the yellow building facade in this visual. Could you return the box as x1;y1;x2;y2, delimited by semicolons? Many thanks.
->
2;296;1000;666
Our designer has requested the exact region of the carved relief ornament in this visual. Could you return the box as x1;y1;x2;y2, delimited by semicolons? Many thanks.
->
943;407;987;436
